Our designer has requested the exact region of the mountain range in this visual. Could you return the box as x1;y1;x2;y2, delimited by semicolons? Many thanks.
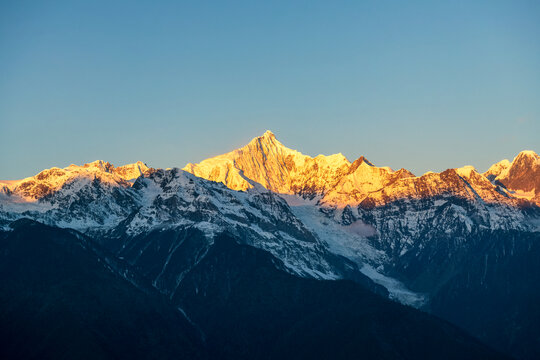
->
1;131;539;359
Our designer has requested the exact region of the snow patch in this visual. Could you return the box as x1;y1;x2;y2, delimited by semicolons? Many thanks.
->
360;264;426;307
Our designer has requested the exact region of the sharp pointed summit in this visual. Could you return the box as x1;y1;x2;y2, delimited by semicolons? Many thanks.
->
183;131;413;205
262;129;275;138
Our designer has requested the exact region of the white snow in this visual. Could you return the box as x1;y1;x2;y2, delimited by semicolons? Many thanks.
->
284;196;425;307
360;264;426;307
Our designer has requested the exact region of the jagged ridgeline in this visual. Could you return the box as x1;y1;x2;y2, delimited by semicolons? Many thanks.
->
1;131;538;359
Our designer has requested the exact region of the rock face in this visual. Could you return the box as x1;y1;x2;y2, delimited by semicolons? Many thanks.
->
484;150;540;204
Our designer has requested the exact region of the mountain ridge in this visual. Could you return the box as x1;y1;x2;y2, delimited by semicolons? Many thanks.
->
183;131;539;207
2;131;537;206
1;130;539;358
0;160;153;201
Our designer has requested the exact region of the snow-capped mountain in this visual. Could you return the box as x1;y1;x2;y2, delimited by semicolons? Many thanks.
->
0;160;152;201
184;131;538;208
111;168;385;289
0;161;389;299
2;221;506;360
1;131;539;358
484;150;540;204
1;134;538;295
183;130;356;196
183;132;539;254
183;131;414;206
182;131;540;358
0;160;152;229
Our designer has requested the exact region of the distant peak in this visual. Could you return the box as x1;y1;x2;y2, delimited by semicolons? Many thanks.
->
84;160;114;172
511;150;539;169
359;156;374;167
349;156;374;172
262;130;275;138
248;130;278;145
497;159;511;166
245;130;286;152
323;153;348;162
120;160;149;169
515;150;539;160
248;130;276;142
86;160;107;165
456;165;477;178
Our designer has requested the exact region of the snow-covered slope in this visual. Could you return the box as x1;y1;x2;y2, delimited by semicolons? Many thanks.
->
1;133;538;311
0;161;150;229
184;130;354;196
0;163;390;295
118;168;363;281
1;132;538;357
358;167;524;209
287;201;424;306
184;132;540;210
183;132;538;229
319;157;414;207
0;160;152;201
484;159;511;180
184;130;415;207
182;132;540;304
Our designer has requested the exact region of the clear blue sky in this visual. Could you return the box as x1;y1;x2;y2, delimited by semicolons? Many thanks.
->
1;0;539;179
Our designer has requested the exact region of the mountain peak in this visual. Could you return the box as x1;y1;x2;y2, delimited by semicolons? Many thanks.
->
484;159;511;180
513;150;539;164
184;131;351;195
456;165;477;178
82;160;114;172
262;130;275;138
517;149;538;157
115;161;152;180
481;150;539;202
183;132;534;207
246;130;283;150
183;132;418;206
349;156;374;172
1;160;152;201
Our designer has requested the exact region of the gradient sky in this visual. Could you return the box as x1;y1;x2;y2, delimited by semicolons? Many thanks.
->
1;0;539;179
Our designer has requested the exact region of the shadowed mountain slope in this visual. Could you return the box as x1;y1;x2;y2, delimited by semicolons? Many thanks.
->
0;220;207;360
172;233;509;360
